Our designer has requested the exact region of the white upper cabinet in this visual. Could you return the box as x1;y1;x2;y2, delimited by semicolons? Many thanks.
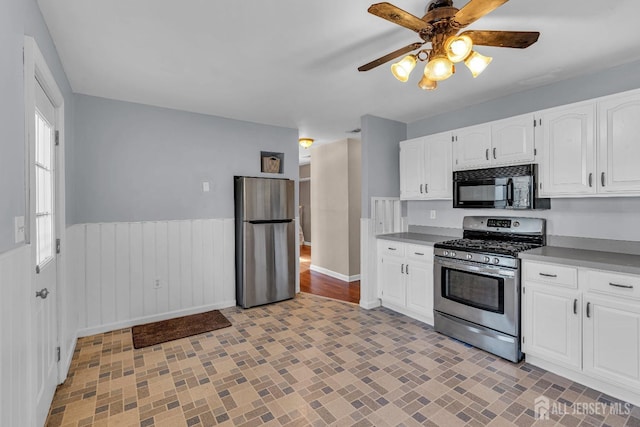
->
538;102;597;196
423;132;452;199
537;89;640;197
399;138;423;200
399;132;452;200
491;114;535;165
453;124;491;170
598;91;640;194
453;114;534;171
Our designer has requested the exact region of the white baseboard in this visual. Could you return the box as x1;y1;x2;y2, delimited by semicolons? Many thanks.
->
359;299;381;310
77;301;236;337
310;264;360;282
60;335;77;383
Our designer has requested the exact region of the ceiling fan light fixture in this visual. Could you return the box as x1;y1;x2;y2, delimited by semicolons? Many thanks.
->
391;55;417;82
418;75;437;90
299;138;314;149
424;55;454;81
464;51;493;78
445;35;473;63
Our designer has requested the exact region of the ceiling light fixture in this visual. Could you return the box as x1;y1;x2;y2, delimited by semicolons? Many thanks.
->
391;54;417;82
299;138;314;149
359;0;540;92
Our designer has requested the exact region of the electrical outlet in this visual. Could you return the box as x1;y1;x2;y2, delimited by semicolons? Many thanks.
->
154;279;161;289
430;210;437;219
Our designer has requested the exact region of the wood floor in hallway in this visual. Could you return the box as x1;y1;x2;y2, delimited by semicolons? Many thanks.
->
299;245;360;304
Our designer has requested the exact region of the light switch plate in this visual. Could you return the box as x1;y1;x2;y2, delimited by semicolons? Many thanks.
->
202;181;210;192
14;216;25;243
430;210;437;220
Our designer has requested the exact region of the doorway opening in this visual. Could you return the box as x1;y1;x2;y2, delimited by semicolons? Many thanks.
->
298;161;360;304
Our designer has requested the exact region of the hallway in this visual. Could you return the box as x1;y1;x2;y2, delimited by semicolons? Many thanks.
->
299;245;360;304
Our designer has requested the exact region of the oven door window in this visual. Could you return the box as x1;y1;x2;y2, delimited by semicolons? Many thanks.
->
442;268;504;313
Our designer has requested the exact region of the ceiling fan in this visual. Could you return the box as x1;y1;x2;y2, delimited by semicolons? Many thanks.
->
358;0;540;90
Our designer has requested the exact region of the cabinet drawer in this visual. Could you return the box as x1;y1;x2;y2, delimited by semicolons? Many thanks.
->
378;240;405;257
406;244;433;262
524;261;578;288
583;269;640;300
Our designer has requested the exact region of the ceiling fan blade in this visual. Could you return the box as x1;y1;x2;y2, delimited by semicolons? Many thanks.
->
461;30;540;48
358;42;424;71
453;0;509;27
368;2;428;32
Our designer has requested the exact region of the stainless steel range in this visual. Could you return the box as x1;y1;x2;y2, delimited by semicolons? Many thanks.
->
433;216;546;362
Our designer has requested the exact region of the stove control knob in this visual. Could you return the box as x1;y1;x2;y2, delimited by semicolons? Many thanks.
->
484;256;490;263
444;250;449;256
466;254;473;260
450;251;456;257
513;221;520;227
493;258;500;264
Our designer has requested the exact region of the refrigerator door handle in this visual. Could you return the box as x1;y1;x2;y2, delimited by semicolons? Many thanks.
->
248;219;293;224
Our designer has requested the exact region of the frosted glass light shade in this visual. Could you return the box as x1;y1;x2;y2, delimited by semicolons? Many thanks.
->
299;138;314;148
464;51;492;78
391;55;417;82
418;75;437;90
445;35;473;63
424;55;454;81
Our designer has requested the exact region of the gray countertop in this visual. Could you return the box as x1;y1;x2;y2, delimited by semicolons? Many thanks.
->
519;246;640;276
376;232;454;246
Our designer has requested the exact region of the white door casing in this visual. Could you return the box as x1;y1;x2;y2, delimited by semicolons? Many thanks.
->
24;36;66;427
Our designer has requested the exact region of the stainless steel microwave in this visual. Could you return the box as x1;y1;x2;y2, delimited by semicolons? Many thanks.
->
453;164;550;210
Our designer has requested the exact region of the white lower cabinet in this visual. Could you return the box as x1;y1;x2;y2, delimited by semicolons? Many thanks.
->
523;283;582;370
522;260;640;406
377;239;434;325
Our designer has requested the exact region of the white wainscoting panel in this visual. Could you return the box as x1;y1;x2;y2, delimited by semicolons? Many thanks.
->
68;219;236;336
359;218;380;310
0;245;31;427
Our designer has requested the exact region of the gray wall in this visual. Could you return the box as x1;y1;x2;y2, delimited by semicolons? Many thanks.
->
408;59;640;139
405;59;640;242
70;94;298;224
0;0;72;254
360;115;406;218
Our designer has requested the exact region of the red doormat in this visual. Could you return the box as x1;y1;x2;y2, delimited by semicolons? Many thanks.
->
131;310;231;349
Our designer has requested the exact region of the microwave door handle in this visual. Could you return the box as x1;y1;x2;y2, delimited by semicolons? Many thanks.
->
506;178;514;206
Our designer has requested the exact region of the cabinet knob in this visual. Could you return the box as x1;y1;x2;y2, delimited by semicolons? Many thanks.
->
601;172;606;187
485;148;489;161
588;172;593;187
492;147;497;159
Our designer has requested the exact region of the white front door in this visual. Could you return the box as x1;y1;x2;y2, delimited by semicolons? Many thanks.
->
32;79;59;426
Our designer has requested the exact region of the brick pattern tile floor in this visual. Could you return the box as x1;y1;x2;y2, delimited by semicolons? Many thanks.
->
46;293;640;426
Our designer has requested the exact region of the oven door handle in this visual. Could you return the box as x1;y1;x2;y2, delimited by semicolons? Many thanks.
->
434;257;515;278
506;178;514;207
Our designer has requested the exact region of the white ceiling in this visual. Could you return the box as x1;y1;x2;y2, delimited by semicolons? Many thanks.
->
38;0;640;162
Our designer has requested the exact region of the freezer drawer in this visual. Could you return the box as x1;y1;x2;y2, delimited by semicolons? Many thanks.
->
238;220;295;308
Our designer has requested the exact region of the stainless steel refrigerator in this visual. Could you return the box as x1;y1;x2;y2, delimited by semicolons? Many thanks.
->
234;176;296;308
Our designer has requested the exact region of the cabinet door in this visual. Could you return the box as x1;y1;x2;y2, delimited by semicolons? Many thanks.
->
400;139;424;200
379;256;406;307
405;261;434;324
598;91;640;193
423;132;452;199
583;294;640;390
538;103;596;196
453;124;491;170
491;114;535;166
522;282;582;370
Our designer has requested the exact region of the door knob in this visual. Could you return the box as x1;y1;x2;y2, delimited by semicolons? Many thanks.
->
36;288;49;299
